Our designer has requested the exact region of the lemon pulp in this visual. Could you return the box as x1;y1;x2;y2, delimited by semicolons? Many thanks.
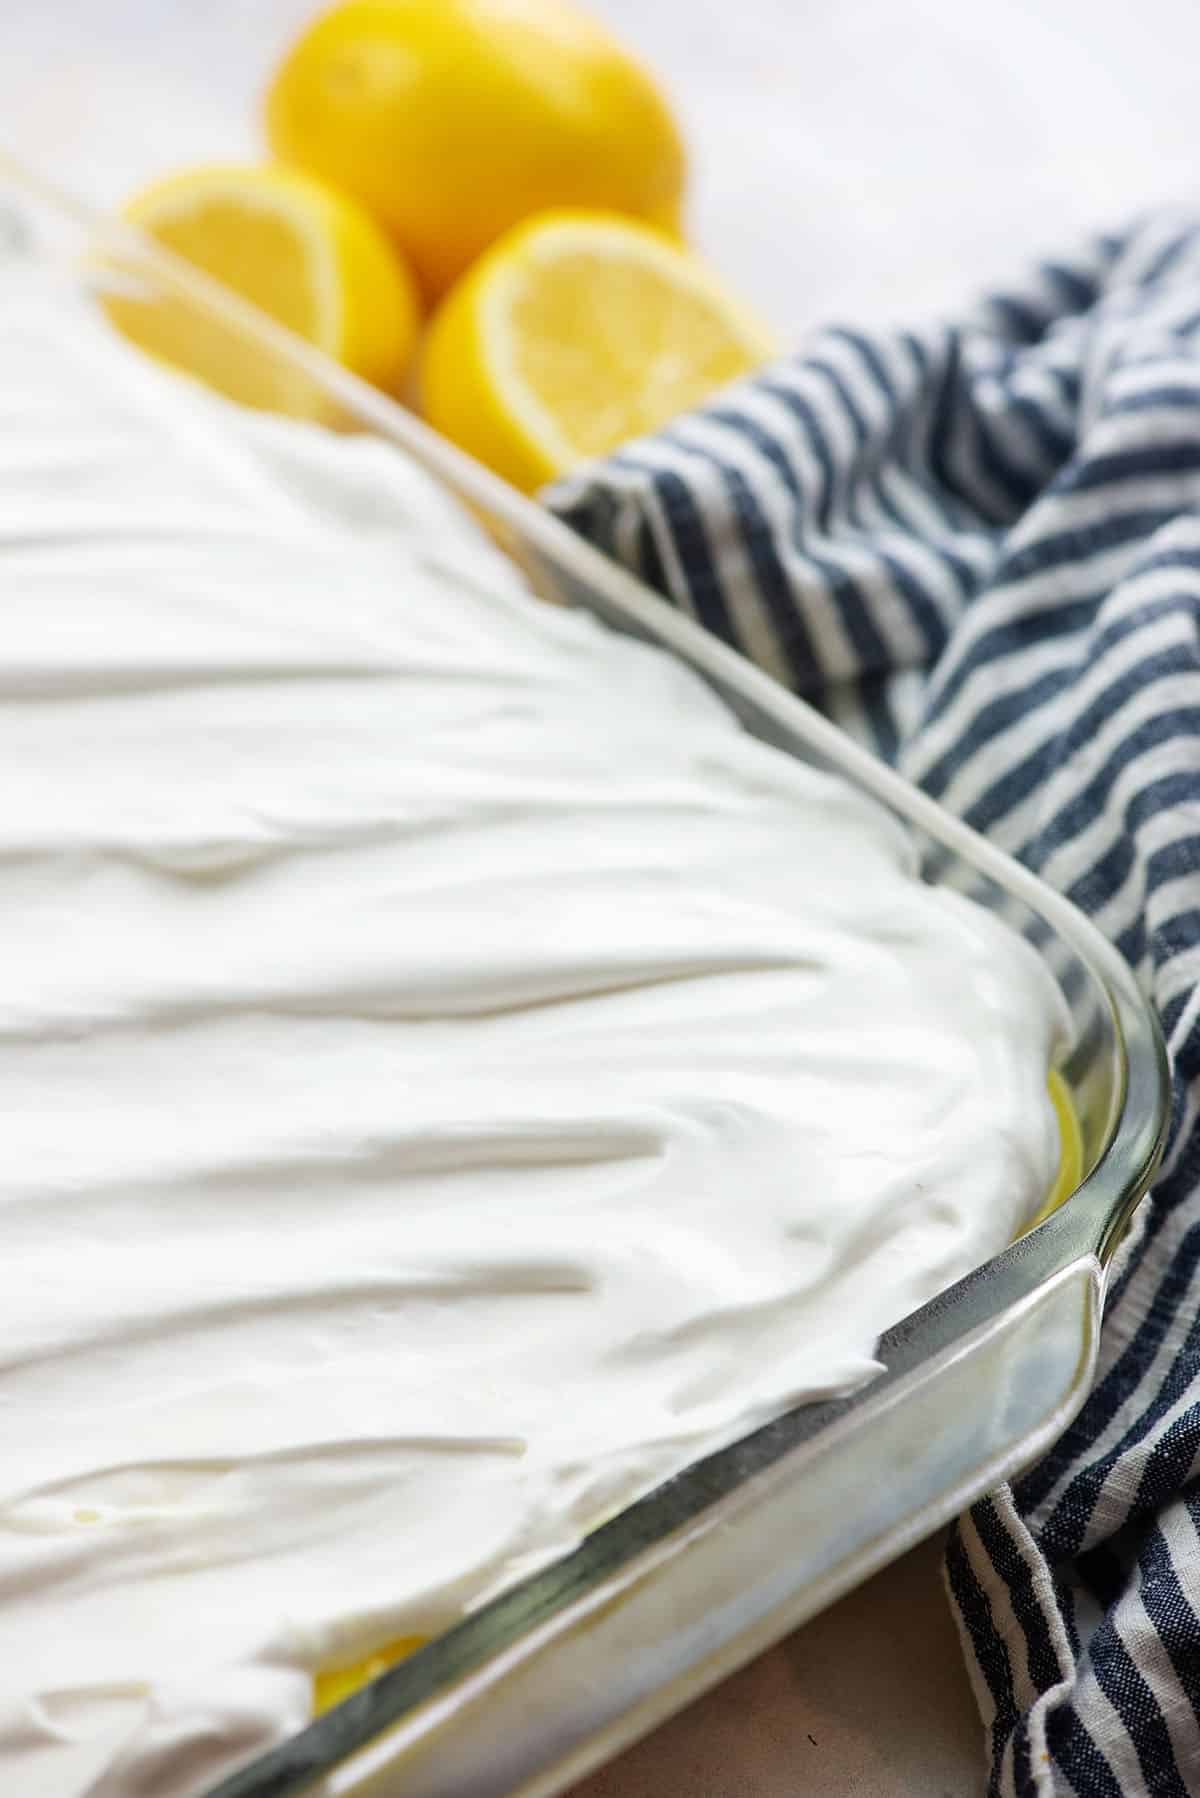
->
105;162;418;419
420;209;775;492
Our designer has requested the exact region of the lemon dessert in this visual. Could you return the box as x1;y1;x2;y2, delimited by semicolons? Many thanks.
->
0;273;1072;1797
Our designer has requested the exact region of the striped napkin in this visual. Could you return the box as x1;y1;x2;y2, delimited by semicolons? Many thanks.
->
546;214;1200;1798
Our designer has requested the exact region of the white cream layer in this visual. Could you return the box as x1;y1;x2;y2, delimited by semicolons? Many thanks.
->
0;283;1066;1796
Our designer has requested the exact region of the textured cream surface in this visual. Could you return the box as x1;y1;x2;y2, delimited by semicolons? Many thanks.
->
0;289;1065;1796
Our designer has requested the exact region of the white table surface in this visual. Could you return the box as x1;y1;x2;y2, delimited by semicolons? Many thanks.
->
8;5;1193;1790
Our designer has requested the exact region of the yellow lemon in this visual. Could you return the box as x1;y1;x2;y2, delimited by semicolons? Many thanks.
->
419;209;776;492
264;0;687;302
109;162;419;416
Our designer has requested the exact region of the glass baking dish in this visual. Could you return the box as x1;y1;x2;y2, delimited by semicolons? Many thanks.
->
0;153;1170;1798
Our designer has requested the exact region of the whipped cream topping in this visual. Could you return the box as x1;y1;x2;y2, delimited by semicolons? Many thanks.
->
0;279;1067;1797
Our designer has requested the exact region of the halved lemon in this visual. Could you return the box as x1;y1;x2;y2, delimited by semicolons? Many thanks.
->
106;162;419;417
419;210;776;493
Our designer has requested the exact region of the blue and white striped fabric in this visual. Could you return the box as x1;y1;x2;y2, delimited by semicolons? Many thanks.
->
546;213;1200;1798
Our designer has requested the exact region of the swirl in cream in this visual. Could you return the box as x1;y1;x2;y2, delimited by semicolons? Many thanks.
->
0;282;1066;1796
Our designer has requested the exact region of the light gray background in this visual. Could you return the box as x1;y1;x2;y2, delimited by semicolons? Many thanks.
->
9;4;1195;1791
9;0;1200;332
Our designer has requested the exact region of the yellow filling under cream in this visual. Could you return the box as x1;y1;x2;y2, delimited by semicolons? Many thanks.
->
313;1636;426;1714
1028;1069;1084;1232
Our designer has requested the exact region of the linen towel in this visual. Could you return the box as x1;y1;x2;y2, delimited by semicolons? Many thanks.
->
546;213;1200;1798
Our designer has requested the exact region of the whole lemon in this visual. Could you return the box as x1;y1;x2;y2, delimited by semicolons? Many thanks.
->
264;0;686;302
